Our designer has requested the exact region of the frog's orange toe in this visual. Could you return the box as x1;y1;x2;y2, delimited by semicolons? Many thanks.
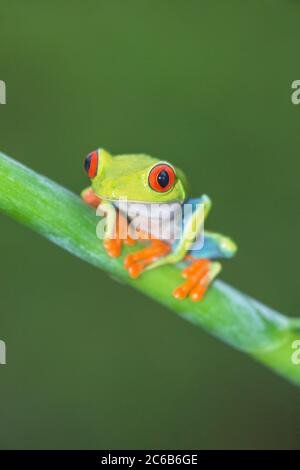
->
181;259;209;279
104;239;122;258
124;240;171;278
172;258;211;302
127;262;144;279
173;286;188;300
124;253;135;269
126;257;153;279
189;283;208;302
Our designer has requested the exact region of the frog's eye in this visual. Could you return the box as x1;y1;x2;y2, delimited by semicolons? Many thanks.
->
84;150;98;178
148;162;176;193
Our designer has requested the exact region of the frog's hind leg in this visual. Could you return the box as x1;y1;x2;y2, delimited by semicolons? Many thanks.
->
173;258;221;302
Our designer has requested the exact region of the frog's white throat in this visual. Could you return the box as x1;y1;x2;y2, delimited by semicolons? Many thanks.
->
113;200;182;241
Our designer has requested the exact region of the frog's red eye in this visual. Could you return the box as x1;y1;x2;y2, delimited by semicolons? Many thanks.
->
148;163;176;193
84;150;98;178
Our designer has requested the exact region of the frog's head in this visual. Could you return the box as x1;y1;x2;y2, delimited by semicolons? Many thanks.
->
84;149;188;203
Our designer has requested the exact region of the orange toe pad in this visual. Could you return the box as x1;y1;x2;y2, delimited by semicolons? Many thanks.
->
124;241;171;279
173;259;210;302
104;239;122;258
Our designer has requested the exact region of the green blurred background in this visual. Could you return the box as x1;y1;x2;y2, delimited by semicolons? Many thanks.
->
0;0;300;449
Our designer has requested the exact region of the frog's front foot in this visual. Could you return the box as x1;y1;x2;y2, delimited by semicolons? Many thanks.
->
173;259;221;302
81;188;136;258
124;240;171;279
104;212;136;258
81;187;102;208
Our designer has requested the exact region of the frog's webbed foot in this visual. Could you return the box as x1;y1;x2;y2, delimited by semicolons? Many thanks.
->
173;258;221;302
124;240;171;279
81;188;135;257
104;212;136;258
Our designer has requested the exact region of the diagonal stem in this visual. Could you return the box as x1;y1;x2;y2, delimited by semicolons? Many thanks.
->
0;151;299;386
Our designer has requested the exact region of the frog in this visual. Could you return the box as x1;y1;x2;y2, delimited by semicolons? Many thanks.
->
81;148;237;301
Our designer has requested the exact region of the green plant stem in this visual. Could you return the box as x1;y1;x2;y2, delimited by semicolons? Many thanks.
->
0;151;299;386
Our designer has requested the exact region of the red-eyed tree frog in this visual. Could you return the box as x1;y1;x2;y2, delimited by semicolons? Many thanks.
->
81;149;237;301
